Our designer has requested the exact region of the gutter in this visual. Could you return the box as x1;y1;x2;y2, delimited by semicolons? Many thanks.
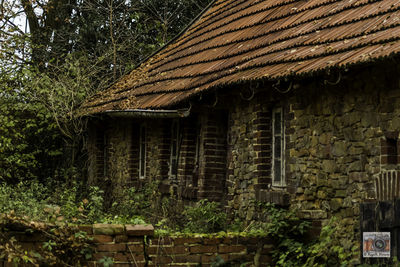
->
103;108;190;118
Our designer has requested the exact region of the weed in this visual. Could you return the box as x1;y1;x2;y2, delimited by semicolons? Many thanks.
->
183;199;227;233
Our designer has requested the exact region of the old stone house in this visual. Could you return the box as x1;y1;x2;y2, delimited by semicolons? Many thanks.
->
81;0;400;241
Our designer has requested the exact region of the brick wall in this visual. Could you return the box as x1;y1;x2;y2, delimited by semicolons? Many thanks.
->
252;100;272;191
198;110;228;202
177;118;198;200
1;224;274;267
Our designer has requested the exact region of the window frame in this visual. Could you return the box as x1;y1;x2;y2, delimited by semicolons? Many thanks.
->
272;107;286;187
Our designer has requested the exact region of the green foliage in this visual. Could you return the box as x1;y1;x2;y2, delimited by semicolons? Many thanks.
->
247;203;310;265
0;180;153;225
1;0;215;184
246;203;359;266
183;199;227;233
98;256;114;267
0;181;50;220
211;255;226;267
109;182;159;219
0;181;100;224
56;184;105;224
0;214;93;266
305;217;359;267
86;186;106;222
0;180;362;266
227;218;245;233
0;53;95;183
0;70;63;182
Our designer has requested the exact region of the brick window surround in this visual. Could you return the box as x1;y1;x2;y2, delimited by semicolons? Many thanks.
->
253;101;290;206
177;118;199;200
381;132;400;165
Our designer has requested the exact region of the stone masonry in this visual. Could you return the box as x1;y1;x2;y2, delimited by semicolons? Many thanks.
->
87;60;400;249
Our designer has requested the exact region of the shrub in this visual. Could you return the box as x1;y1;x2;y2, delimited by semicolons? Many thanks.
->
247;203;359;266
183;199;227;233
247;202;310;265
305;217;359;266
0;181;49;220
108;182;157;219
0;213;93;266
0;180;106;224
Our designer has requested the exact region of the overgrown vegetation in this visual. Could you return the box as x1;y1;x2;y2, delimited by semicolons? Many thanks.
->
183;199;227;233
0;213;93;266
0;180;359;266
0;180;223;231
244;203;359;266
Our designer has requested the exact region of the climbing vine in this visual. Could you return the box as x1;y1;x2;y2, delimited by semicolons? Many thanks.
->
0;214;93;266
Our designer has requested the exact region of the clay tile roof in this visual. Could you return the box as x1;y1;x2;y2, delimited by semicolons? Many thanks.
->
82;0;400;114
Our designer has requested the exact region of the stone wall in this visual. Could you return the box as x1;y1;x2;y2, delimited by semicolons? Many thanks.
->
1;224;274;267
287;64;400;245
225;95;259;220
217;62;400;240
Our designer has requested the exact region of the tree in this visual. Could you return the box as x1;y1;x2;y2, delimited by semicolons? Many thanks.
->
2;0;213;79
0;0;213;182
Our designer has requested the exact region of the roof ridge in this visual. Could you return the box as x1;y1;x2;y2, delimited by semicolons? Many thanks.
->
83;0;219;106
128;0;219;74
148;0;365;73
156;0;269;59
150;0;301;68
118;0;385;91
173;0;241;35
145;1;399;77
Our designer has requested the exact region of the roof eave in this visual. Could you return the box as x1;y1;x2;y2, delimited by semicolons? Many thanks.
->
101;108;190;118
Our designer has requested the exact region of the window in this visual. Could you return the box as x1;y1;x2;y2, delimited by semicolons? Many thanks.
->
139;124;146;179
169;120;179;178
272;107;285;187
381;136;399;165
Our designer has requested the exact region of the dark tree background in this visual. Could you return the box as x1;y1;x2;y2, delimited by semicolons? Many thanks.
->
10;0;212;78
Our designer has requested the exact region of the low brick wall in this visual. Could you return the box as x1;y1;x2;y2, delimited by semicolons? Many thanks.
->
1;224;274;266
89;224;273;266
